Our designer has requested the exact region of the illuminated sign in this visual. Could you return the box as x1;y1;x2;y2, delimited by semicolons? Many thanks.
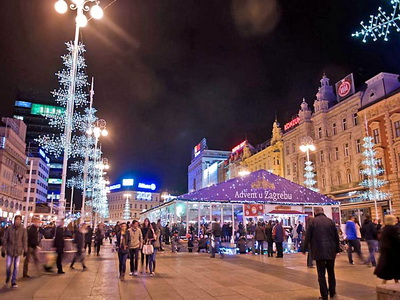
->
109;184;121;190
137;191;152;201
138;183;156;190
193;138;207;158
15;101;32;108
284;117;300;131
48;178;62;184
31;104;65;116
335;73;355;102
39;149;50;164
122;179;134;186
231;141;246;153
49;163;62;169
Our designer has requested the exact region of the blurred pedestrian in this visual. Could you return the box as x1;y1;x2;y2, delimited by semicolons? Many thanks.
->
345;216;365;265
151;222;160;273
70;224;87;270
303;207;339;300
54;219;65;274
164;222;170;245
84;225;93;255
374;214;400;284
94;223;104;256
272;220;285;258
210;218;224;259
116;222;130;281
23;216;41;278
265;220;274;257
361;216;378;267
1;215;27;288
303;216;315;268
128;220;142;276
255;222;266;255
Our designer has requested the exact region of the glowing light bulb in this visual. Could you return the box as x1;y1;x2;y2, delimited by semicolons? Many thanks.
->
90;4;104;20
55;0;68;14
76;14;88;27
101;129;108;136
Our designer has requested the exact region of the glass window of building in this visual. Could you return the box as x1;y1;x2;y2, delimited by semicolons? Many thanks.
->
320;150;324;162
346;169;352;183
318;127;322;139
335;147;339;160
353;113;358;126
356;139;361;153
344;143;349;157
394;120;400;138
373;128;380;144
342;118;347;131
332;123;337;135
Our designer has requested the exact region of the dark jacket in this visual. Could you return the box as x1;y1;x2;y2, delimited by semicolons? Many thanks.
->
211;223;222;237
362;220;378;240
265;224;273;242
54;226;65;254
2;225;28;256
255;226;266;241
73;230;84;254
116;232;131;254
27;224;40;249
85;227;93;243
374;225;400;280
273;223;285;243
303;213;339;260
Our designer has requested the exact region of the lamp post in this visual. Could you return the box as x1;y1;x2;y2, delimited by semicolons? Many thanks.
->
299;136;318;191
54;0;104;218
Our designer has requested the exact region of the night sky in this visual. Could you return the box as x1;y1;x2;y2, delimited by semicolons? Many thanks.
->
0;0;400;194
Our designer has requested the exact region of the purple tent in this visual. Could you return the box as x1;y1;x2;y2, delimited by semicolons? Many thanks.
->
178;170;337;205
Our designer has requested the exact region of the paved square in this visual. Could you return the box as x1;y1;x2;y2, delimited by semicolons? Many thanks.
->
0;244;380;299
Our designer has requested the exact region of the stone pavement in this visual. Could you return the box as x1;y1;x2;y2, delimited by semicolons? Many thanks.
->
0;243;381;300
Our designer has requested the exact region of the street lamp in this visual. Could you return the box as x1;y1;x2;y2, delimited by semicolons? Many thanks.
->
54;0;104;218
299;136;318;191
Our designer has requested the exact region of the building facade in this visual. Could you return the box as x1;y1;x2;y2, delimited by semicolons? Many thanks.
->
188;139;231;192
108;189;161;222
0;118;28;220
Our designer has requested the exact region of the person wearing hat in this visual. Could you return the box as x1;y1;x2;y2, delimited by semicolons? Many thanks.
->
23;216;41;278
374;214;400;284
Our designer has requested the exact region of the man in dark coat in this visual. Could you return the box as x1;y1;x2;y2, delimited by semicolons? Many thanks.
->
303;207;339;300
273;221;285;258
84;225;93;255
23;217;41;277
361;216;378;267
265;221;274;257
54;219;65;274
70;224;87;270
210;219;224;258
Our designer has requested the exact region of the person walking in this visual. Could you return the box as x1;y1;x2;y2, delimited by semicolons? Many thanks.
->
84;225;93;255
304;217;315;268
128;220;143;276
272;220;285;258
116;222;130;281
143;219;156;276
255;222;266;255
156;219;164;251
151;222;160;274
374;214;400;284
361;216;378;267
54;219;65;274
345;216;365;265
141;218;151;273
70;224;87;270
1;215;27;288
23;216;41;278
210;218;224;259
265;220;274;257
303;207;340;300
164;223;170;245
94;223;104;256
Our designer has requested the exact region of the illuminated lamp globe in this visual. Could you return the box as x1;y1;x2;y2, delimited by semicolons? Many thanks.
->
86;128;93;135
75;14;88;27
90;4;104;20
55;0;68;14
101;129;108;137
93;127;101;137
309;145;316;151
299;145;307;152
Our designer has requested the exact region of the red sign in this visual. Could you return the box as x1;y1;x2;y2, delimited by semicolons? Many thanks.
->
231;140;246;153
335;73;355;102
337;81;351;98
284;117;300;131
244;204;264;217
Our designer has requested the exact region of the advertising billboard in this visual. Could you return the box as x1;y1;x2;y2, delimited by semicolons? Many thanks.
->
193;138;207;158
335;73;355;102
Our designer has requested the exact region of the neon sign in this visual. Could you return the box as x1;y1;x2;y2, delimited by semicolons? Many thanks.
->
137;192;152;201
122;179;134;186
138;183;156;190
109;184;121;190
284;117;300;131
48;178;62;184
39;149;50;164
231;141;246;153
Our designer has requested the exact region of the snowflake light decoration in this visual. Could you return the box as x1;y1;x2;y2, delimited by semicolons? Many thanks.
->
304;160;319;192
352;0;400;42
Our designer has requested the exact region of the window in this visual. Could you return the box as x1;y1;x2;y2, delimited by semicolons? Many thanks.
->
322;174;326;188
320;151;324;162
335;147;339;160
394;121;400;138
373;129;380;144
332;123;337;135
344;143;349;157
140;204;142;209
292;162;297;174
292;143;296;153
342;118;347;131
337;172;342;185
353;113;359;126
318;127;322;139
135;204;137;209
346;169;352;183
356;139;361;153
287;165;291;175
145;205;148;209
286;146;290;155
